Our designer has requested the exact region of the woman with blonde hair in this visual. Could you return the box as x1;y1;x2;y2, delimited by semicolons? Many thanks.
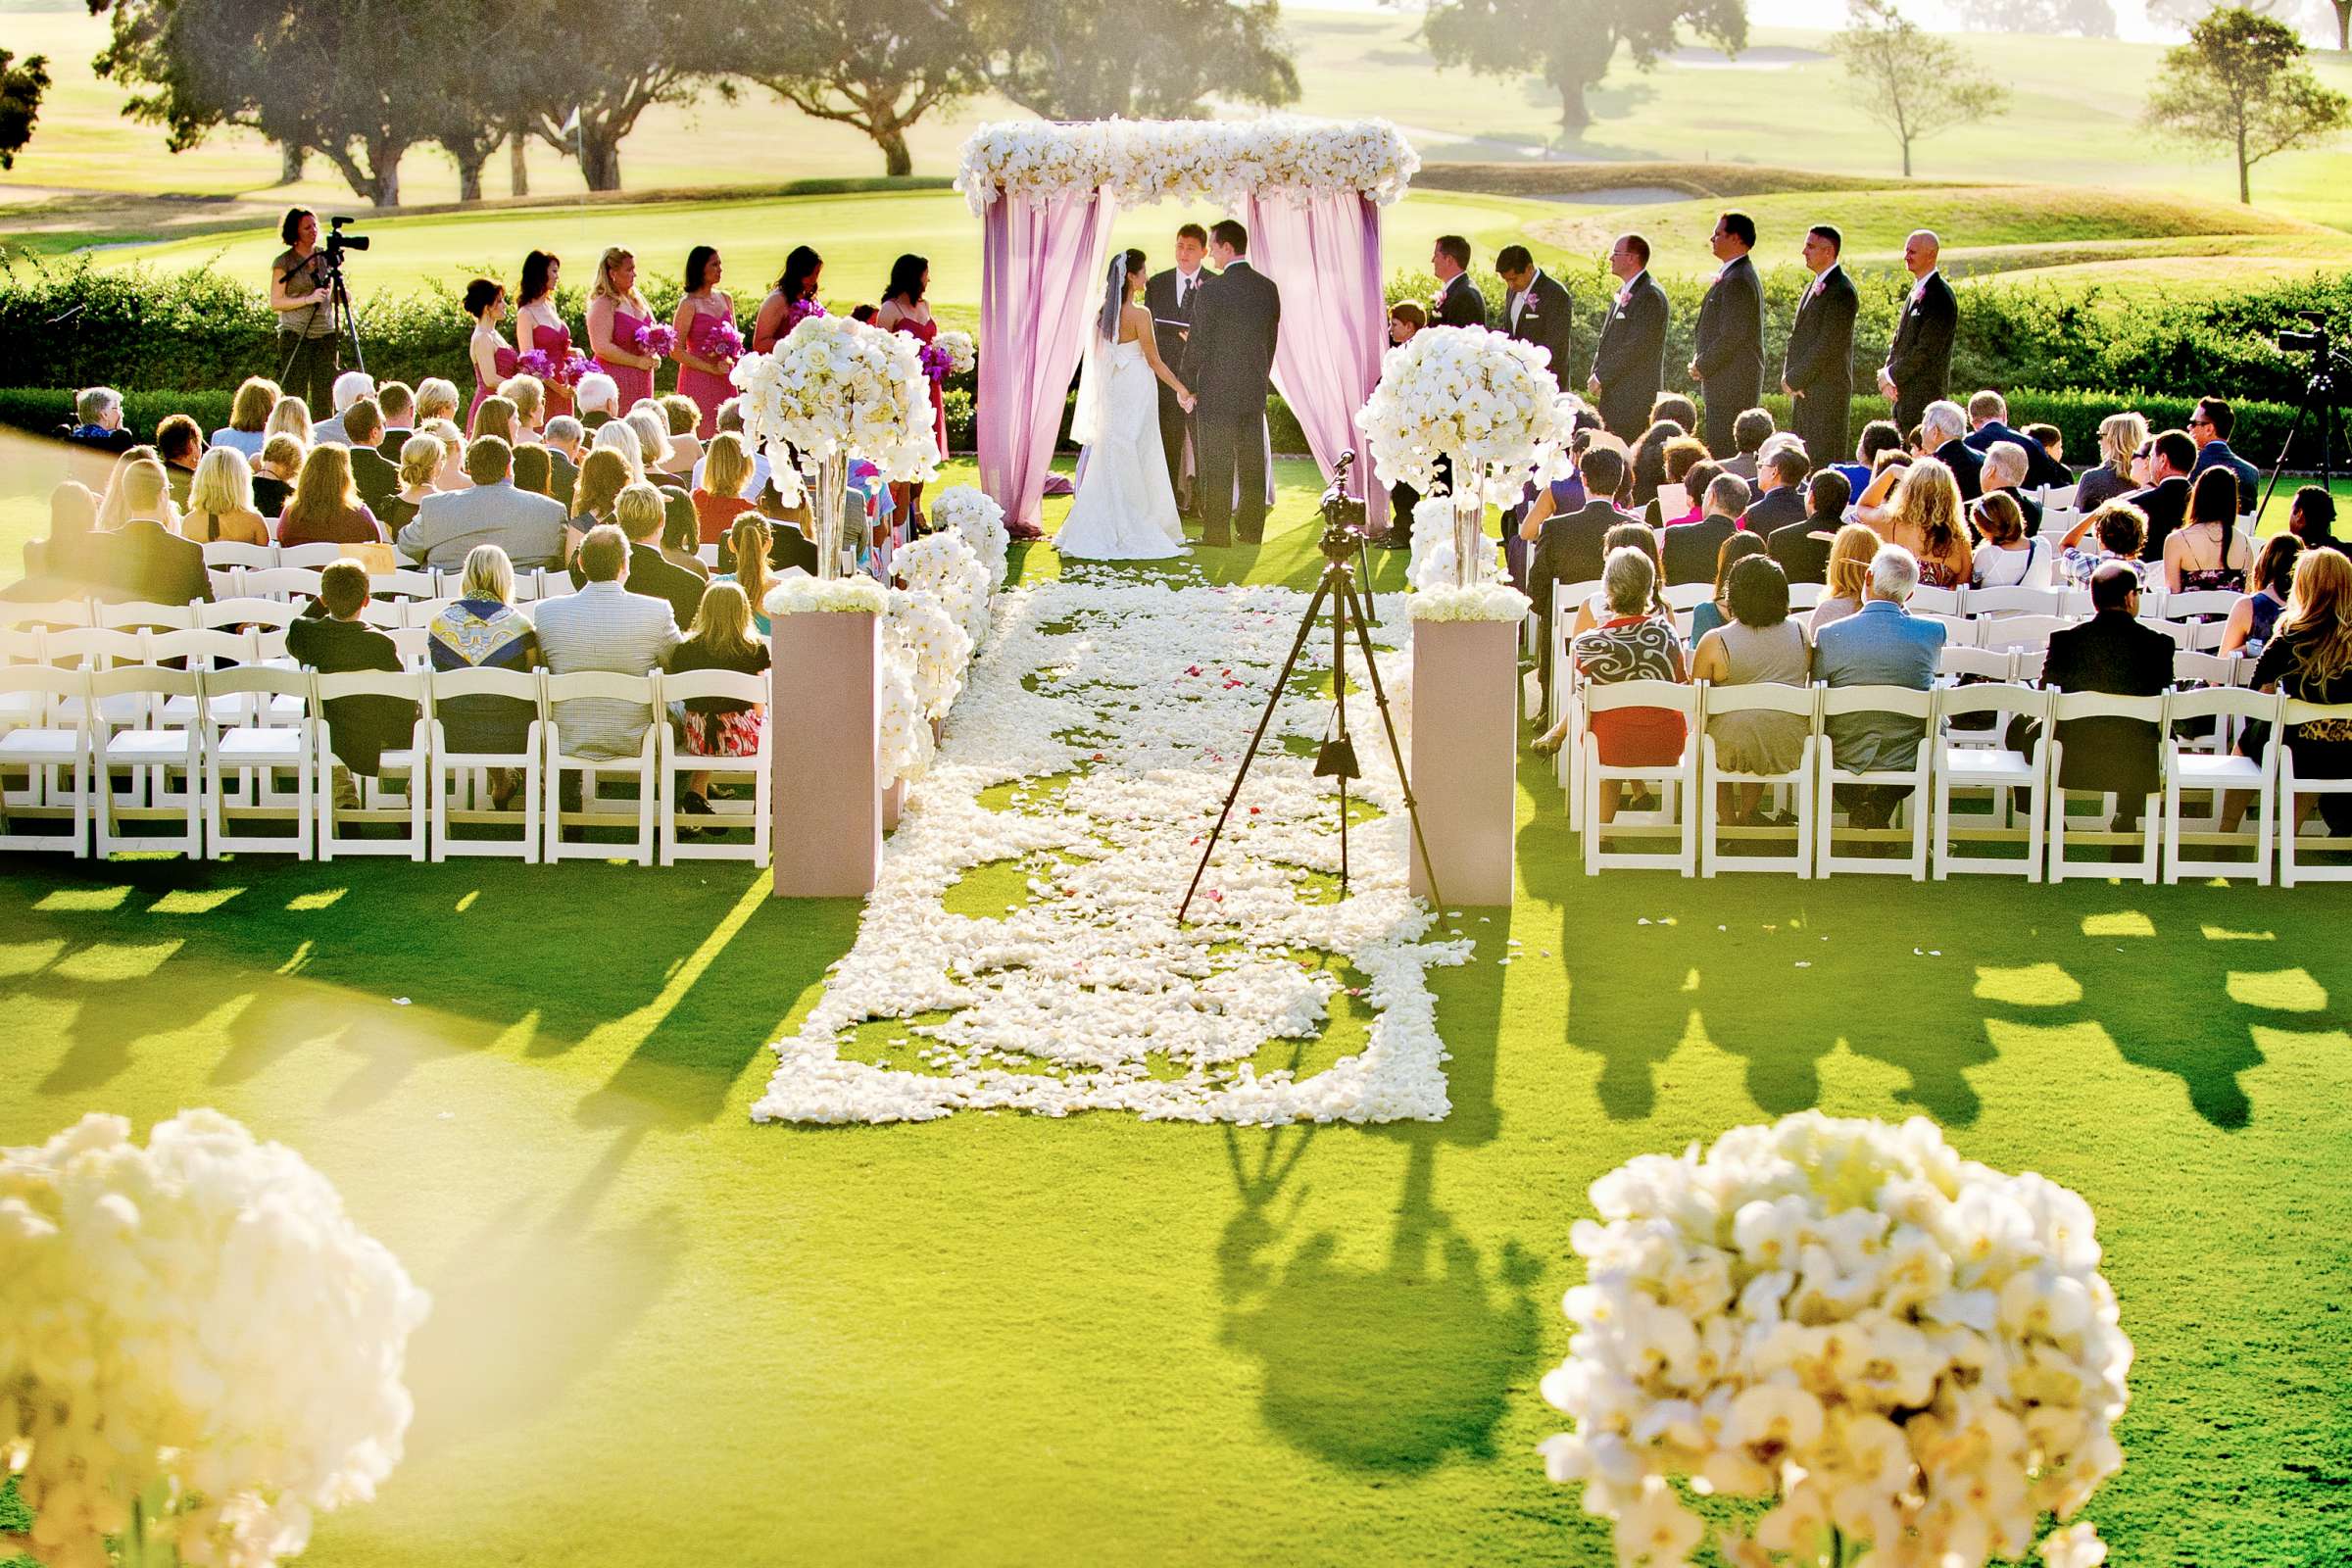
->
212;376;280;459
380;432;445;532
94;443;163;530
277;442;382;547
657;393;706;471
252;432;305;518
716;514;775;635
669;579;771;814
426;542;542;806
2077;410;2149;513
414;377;463;428
498;373;547;434
181;446;268;545
1881;457;1970;590
2249;546;2352;834
423;417;469;492
1809;521;1883;636
694;431;757;543
585;246;659;409
265;394;313;447
625;405;677;480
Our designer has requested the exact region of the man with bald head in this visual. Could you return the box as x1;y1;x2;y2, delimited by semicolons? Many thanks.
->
1588;232;1669;438
1879;229;1956;432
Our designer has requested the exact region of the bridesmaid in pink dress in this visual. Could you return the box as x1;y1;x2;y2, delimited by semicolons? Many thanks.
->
670;245;738;439
585;246;660;412
875;253;946;529
515;250;575;417
463;277;517;435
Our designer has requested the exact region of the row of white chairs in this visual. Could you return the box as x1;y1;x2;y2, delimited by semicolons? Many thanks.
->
1566;679;2349;886
0;662;769;867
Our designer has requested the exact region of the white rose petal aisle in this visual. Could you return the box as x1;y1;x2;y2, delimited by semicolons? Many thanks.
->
751;570;1476;1126
1538;1112;2132;1568
0;1109;429;1568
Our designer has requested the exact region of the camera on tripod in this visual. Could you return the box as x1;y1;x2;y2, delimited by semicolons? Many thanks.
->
2278;310;2331;360
322;215;370;267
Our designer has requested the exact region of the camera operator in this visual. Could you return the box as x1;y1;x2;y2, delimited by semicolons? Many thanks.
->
270;208;340;412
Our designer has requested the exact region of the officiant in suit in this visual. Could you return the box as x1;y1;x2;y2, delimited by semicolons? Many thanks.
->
1783;223;1859;468
1497;245;1574;390
1431;235;1486;328
1690;211;1764;459
1144;222;1211;513
1587;233;1668;438
1878;229;1957;433
1187;219;1281;548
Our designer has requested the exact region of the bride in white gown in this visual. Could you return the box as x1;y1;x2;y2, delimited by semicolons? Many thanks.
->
1057;249;1197;561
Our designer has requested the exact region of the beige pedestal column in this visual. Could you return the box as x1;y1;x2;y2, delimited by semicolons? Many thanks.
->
1408;617;1517;906
772;610;882;898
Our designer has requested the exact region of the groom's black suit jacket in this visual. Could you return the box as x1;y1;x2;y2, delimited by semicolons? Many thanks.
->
1185;260;1281;424
1506;270;1577;391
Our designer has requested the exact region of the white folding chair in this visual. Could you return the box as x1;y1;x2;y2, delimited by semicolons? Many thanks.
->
1662;583;1714;613
358;599;406;629
1915;612;1978;649
275;543;344;569
2170;651;2240;759
0;601;92;632
1978;615;2071;660
2011;647;2047;685
1787;581;1825;612
386;626;430;666
1815;685;1935;879
1578;680;1699;876
406;597;458;629
149;629;263;732
201;598;303;634
2278;699;2352;887
2163;686;2278;884
427;667;544;862
543;670;660;865
97;601;198;633
0;666;91;855
1960;585;2063;619
89;664;203;858
2041;484;2079;511
1909;585;1963;616
1697;682;1815;877
1940;646;2015;683
658;670;772;864
370;567;439;602
696;543;721;569
1932;684;2049;880
2046;691;2166;883
201;665;314;858
203;540;276;572
243;565;324;602
44;627;151;729
314;670;429;860
2165;590;2241;623
0;629;48;734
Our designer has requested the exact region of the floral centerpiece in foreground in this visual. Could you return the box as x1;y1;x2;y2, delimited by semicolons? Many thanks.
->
1;1110;430;1568
730;314;941;579
1538;1111;2130;1568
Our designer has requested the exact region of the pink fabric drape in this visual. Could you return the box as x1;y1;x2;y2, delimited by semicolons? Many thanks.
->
978;187;1118;532
1240;189;1390;533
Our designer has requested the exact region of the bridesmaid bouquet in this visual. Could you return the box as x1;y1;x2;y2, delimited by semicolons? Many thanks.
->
691;315;745;364
786;298;827;331
917;341;954;385
627;319;678;359
939;329;977;375
558;351;596;387
515;347;558;382
519;348;596;389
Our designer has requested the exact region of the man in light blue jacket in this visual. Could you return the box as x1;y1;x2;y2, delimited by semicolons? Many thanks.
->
397;435;568;570
1813;544;1946;829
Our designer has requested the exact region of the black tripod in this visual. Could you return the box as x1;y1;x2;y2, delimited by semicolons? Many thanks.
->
2257;323;2345;519
1178;485;1440;922
278;251;368;388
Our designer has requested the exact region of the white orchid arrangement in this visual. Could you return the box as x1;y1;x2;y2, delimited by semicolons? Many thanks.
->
955;118;1419;213
1356;326;1581;510
1539;1112;2131;1568
0;1110;429;1568
929;485;1009;589
729;314;942;508
939;329;977;376
897;528;995;650
885;587;973;724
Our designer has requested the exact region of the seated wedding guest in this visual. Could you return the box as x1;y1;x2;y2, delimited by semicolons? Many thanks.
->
101;460;210;607
1629;419;1683;507
2164;466;2251;594
67;386;136;454
1649;393;1697;437
568;481;708;630
573;371;621;430
2246;547;2352;836
1812;544;1945;829
713;514;776;635
543;415;586;508
286;561;410;805
1525;445;1635;688
473;395;521;452
534;523;682;760
11;482;108;602
155;415;204;510
512;444;555;500
750;488;821;575
1738;442;1809;536
2221;532;2301;659
277;443;383;548
414;377;463;430
2026;423;2065;471
312;369;376;448
2287;484;2339;554
2075;411;2147;514
1963;389;2069;489
1690;530;1767;644
1826;418;1900;500
1563;546;1688;820
2059;500;2156;591
565;446;638;561
211;377;279;460
661;503;711;582
2125;427;2196;559
1663;473;1748;587
499;374;547;436
659;395;706;472
423;417;470;492
399;434;568;570
379;432;443;534
111;456;181;535
1976;441;2042;536
179;447;269;547
669;581;771;816
1916;401;1983;501
1809;521;1884;636
2187;395;2261;511
377;380;416;443
94;445;161;531
427;544;542;808
1659;459;1720;526
1529;521;1669;756
1880;457;1971;590
1637;436;1707;527
2035;562;2179;835
341;398;400;513
1768;468;1849;584
694;432;759;544
1969;492;2054;590
252;433;304;519
626;407;683;484
1722;408;1774;478
1691;553;1812;825
690;399;768;500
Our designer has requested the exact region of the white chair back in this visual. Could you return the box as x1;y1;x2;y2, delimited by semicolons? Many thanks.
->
201;598;303;631
243;566;324;601
1940;646;2014;682
202;541;275;569
275;543;345;568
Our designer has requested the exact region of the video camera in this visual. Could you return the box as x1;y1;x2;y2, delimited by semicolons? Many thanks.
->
2278;309;2331;360
320;215;370;270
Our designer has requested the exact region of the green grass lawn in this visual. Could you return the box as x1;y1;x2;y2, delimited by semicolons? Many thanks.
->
3;461;2351;1565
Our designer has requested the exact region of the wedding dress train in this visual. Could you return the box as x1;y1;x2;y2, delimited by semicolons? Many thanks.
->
1056;338;1187;561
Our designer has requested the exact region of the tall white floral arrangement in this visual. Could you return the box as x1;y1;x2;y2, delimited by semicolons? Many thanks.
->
0;1110;430;1568
897;529;993;649
1538;1112;2130;1568
929;486;1008;591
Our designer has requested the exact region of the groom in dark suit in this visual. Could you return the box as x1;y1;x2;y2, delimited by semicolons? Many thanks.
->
1431;234;1486;327
1496;244;1574;391
1187;219;1281;548
1782;223;1859;469
1144;222;1211;513
1588;233;1668;438
1878;228;1956;433
1690;211;1764;460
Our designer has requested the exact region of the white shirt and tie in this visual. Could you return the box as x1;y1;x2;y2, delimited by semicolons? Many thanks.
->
1508;270;1546;331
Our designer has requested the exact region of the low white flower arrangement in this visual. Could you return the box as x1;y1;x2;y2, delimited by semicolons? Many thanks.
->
1408;582;1532;623
955;118;1419;214
1403;496;1527;621
885;587;973;724
0;1109;430;1568
897;528;994;649
929;486;1008;589
1538;1111;2131;1568
767;575;889;617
